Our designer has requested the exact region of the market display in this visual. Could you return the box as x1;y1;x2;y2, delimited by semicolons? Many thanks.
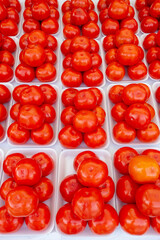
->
0;0;160;237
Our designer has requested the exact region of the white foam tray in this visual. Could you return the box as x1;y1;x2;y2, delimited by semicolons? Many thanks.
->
107;82;160;146
55;149;118;237
59;87;110;149
7;84;59;147
0;148;58;236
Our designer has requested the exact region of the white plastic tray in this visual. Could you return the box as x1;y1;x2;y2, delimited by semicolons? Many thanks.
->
7;84;59;147
59;87;110;149
56;149;118;237
107;83;160;146
60;38;106;88
0;148;58;235
101;35;148;83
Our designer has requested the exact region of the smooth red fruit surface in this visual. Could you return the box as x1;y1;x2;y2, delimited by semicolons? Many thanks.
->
41;18;59;35
137;122;160;142
74;89;97;110
143;33;157;50
18;105;44;130
36;63;56;82
0;178;18;200
56;203;87;234
61;68;82;87
0;63;13;82
103;35;116;52
125;104;151;129
15;64;35;82
82;22;100;39
142;149;160;166
141;16;158;33
62;88;78;107
2;36;16;52
73;151;98;171
77;158;108;187
89;204;119;234
119;204;150;235
63;24;80;39
7;122;30;144
111;102;127;122
114;147;138;175
108;0;129;20
151;216;160;233
72;188;104;220
60;174;82;202
113;121;136;143
20;86;44;106
40;84;57;105
23;18;40;33
61;106;77;126
10;103;21;121
84;127;107;148
72;51;92;72
136;184;160;217
32;152;54;177
3;153;25;176
128;62;147;80
109;85;124;104
83;68;103;87
0;206;24;233
120;18;138;33
73;110;98;133
117;44;140;66
99;176;115;203
71;8;88;26
31;123;54;145
32;1;50;21
122;84;147;105
102;18;119;35
13;158;42;186
41;104;56;123
106;61;125;81
0;19;18;36
116;175;139;203
93;106;106;126
58;125;82;148
149;60;160;79
25;203;50;231
5;186;39;217
34;177;53;202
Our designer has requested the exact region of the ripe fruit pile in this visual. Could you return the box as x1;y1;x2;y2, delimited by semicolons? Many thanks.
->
62;0;100;39
109;83;159;143
114;147;160;235
143;31;160;79
59;88;107;148
56;151;118;235
15;30;58;83
23;0;59;35
0;35;17;82
0;84;11;141
8;84;57;145
61;36;103;87
98;0;138;35
0;0;21;36
136;0;160;33
103;28;147;81
0;151;54;233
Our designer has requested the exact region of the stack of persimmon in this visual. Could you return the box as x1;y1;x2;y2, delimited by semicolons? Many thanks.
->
115;147;160;235
8;84;57;145
23;0;59;35
0;0;21;36
0;151;54;233
109;83;159;143
16;30;58;83
62;0;100;39
59;88;107;148
56;151;118;235
97;0;138;35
